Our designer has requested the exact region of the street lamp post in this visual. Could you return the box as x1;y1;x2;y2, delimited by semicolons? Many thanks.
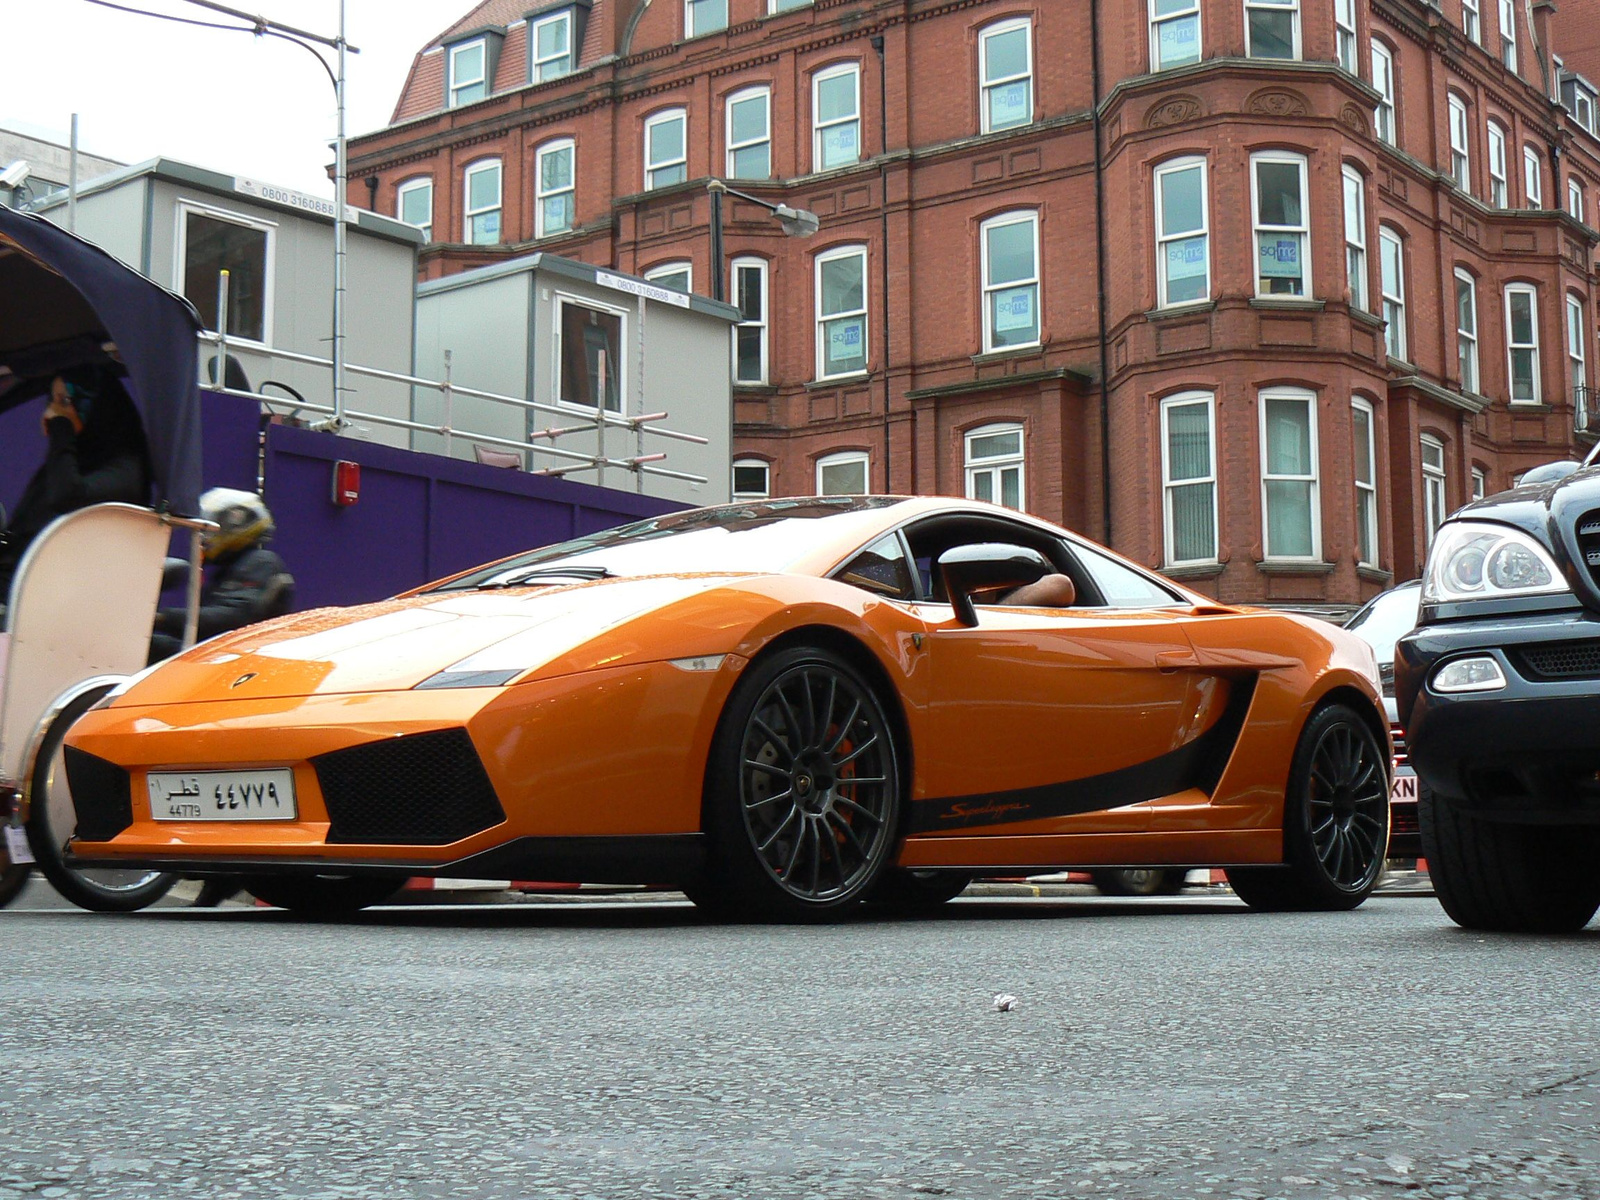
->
706;179;820;303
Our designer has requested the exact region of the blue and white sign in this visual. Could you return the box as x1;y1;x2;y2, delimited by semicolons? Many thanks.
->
1259;236;1301;280
993;286;1037;333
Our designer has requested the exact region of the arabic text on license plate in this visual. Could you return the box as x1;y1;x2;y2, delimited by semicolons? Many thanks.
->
147;769;297;821
1390;772;1418;802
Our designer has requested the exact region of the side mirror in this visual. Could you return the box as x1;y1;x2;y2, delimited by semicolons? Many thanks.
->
1516;460;1582;487
937;543;1052;628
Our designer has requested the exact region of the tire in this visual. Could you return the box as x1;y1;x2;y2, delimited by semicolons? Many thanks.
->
26;687;179;913
0;861;29;909
869;869;972;912
1090;868;1185;897
242;875;403;917
1420;782;1600;933
1226;703;1389;913
698;644;903;922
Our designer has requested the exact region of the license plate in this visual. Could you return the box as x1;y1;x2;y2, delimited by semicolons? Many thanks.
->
1390;770;1417;803
147;769;297;821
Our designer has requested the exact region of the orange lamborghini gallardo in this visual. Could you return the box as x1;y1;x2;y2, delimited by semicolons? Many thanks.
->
56;498;1391;920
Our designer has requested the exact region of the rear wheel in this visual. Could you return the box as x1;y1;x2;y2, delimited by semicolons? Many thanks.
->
1227;703;1389;912
698;645;903;922
242;875;402;917
1420;783;1600;933
1090;868;1185;897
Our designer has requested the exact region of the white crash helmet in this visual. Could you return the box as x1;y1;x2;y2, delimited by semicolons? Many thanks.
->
199;487;274;560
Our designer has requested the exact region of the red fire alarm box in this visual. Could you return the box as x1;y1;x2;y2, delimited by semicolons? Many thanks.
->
332;460;360;506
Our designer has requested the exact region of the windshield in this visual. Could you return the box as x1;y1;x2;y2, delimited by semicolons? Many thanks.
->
429;498;904;590
1343;583;1421;661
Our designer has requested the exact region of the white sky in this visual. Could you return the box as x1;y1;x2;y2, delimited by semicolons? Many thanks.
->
4;0;452;197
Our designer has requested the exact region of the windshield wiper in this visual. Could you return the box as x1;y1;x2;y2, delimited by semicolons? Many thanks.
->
478;565;613;589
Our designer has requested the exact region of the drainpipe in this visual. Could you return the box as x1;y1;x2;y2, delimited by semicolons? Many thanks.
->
1090;0;1112;545
873;33;892;493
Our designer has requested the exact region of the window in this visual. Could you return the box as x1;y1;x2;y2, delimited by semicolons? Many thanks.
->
686;0;728;38
643;262;692;293
813;64;861;172
965;424;1025;510
178;205;273;343
1487;121;1508;207
1472;468;1487;501
1498;0;1517;72
1155;158;1209;308
1421;435;1447;544
1448;95;1471;191
463;159;502;245
1463;0;1480;44
1456;269;1479;393
1260;389;1319;559
448;38;488;107
1570;177;1587;223
556;297;624;413
981;212;1041;351
732;257;768;384
1569;295;1589;424
1245;0;1299;59
979;18;1033;132
1371;40;1396;145
1505;284;1540;404
1379;226;1407;361
396;177;432;241
1252;153;1309;297
1523;145;1542;208
815;245;868;378
1151;0;1201;71
726;87;772;179
732;459;770;500
1342;166;1368;312
1075;543;1182;607
769;0;812;10
1335;0;1357;72
1352;398;1378;567
536;139;575;238
817;450;869;495
531;11;573;82
1160;392;1217;565
644;109;687;190
1572;88;1597;134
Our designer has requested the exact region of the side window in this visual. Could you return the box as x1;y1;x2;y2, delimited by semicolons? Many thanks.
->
1070;543;1182;608
832;534;916;600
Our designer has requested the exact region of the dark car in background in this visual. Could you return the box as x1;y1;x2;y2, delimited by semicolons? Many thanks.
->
1396;467;1600;933
1344;581;1422;859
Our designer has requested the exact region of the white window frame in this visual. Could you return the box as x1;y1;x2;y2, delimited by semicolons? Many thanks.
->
1259;386;1321;561
1352;396;1379;568
1251;151;1311;298
686;0;729;39
643;261;692;293
814;244;869;380
643;109;688;191
530;10;574;83
1487;120;1509;207
1160;391;1219;567
1463;0;1480;44
462;157;502;245
1379;226;1407;362
396;176;433;241
1448;94;1471;191
816;450;870;496
1343;165;1368;312
1505;283;1541;405
1244;0;1300;60
1155;156;1210;309
1455;268;1480;394
1523;144;1542;208
1570;177;1586;223
1575;90;1597;135
448;38;489;108
731;256;769;385
979;17;1034;133
725;86;772;179
732;458;771;500
1421;435;1447;545
1472;468;1487;501
553;292;628;415
1335;0;1358;73
1498;0;1517;73
1150;0;1202;72
1568;294;1589;423
535;139;576;239
964;423;1026;511
175;199;276;346
980;211;1042;352
1371;40;1396;145
812;63;862;173
768;0;812;10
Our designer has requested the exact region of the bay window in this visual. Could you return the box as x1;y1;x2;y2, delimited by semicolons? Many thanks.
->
1161;391;1218;565
1260;388;1320;560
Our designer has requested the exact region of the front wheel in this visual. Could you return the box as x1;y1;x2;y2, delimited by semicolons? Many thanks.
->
242;875;403;917
1227;703;1389;912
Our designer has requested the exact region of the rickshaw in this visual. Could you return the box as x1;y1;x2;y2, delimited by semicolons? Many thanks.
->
0;204;212;911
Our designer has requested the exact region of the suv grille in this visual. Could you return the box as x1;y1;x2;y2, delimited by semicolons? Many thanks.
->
312;728;505;846
1576;512;1600;595
1516;641;1600;681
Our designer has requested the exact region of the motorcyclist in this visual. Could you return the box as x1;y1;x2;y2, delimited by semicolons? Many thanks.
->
148;488;293;663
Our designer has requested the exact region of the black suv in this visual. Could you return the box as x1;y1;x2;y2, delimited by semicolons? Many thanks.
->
1396;464;1600;932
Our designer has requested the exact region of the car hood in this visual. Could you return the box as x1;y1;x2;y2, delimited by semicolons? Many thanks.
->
120;575;743;705
1453;462;1600;550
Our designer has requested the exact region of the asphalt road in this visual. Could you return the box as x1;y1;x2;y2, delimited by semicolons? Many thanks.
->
2;882;1597;1200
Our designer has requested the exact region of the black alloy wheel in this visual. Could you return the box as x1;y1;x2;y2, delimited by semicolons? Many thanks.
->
242;875;404;917
1227;704;1389;912
700;645;902;921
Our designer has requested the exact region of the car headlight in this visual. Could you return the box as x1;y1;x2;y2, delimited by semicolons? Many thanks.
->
1421;521;1568;604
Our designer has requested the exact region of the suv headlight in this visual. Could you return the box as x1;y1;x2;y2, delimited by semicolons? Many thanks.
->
1421;521;1568;604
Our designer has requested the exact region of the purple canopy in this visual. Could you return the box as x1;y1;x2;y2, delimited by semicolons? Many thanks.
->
0;205;203;515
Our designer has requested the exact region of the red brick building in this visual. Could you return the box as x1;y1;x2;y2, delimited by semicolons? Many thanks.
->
346;0;1600;608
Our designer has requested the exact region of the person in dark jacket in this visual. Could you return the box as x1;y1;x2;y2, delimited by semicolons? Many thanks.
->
0;367;152;612
148;488;294;663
